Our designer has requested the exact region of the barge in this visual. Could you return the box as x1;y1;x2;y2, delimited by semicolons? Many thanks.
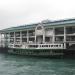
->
0;19;75;57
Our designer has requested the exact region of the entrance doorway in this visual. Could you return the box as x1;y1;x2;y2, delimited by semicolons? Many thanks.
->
36;36;43;44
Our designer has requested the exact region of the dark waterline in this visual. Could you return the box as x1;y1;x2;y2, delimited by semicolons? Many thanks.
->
0;53;75;75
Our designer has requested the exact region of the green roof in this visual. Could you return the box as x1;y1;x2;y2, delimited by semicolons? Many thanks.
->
1;18;75;33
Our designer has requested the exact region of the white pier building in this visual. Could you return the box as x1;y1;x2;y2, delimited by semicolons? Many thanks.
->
0;18;75;56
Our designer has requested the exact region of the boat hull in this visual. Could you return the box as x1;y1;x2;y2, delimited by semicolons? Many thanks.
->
0;47;75;58
8;48;64;57
0;47;8;53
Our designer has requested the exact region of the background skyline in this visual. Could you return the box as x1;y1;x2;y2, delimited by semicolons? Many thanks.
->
0;0;75;30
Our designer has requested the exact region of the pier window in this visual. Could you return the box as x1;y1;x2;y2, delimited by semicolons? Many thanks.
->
15;38;20;41
29;37;35;43
66;36;75;41
66;26;75;34
46;45;48;47
56;45;58;47
55;27;64;35
37;26;42;30
51;45;53;47
44;45;48;47
54;45;58;47
15;38;20;44
42;45;44;47
5;33;9;39
15;32;20;37
55;36;64;42
45;37;50;42
49;45;51;47
22;38;27;42
59;45;61;47
29;45;38;48
29;30;35;36
10;38;14;44
40;45;41;47
22;31;27;37
10;32;14;37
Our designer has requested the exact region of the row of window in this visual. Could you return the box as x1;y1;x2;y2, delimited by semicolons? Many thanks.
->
40;45;62;47
29;44;62;48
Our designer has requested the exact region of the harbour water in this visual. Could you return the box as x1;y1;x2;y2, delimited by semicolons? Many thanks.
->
0;54;75;75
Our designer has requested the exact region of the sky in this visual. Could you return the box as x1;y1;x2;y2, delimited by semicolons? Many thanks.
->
0;0;75;30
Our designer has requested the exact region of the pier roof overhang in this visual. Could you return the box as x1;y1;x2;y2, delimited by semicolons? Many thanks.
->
1;18;75;33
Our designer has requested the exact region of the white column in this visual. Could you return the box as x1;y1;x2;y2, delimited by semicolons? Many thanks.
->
53;27;55;43
5;33;8;47
4;33;6;47
0;33;3;47
35;29;37;44
27;30;29;43
35;35;36;44
64;26;66;49
14;32;15;44
43;30;45;44
20;31;22;45
43;34;45;44
1;33;5;47
8;32;10;43
1;33;4;47
7;32;10;47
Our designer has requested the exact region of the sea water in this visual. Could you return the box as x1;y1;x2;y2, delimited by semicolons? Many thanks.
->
0;54;75;75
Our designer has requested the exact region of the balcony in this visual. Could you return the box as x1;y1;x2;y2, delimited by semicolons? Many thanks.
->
22;34;27;37
55;36;64;43
22;38;27;42
55;27;64;35
10;32;14;37
29;33;35;36
10;35;14;37
66;36;75;41
29;30;35;37
15;32;20;37
22;31;27;37
29;37;35;44
15;42;20;44
66;26;75;34
15;34;20;37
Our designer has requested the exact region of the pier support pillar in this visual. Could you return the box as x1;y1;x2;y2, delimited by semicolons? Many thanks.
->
14;32;15;44
0;33;5;47
27;30;29;43
53;27;55;43
64;26;66;49
20;31;22;45
35;35;36;44
43;31;45;44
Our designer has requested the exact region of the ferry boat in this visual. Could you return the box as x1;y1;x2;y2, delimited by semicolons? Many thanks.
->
0;19;75;57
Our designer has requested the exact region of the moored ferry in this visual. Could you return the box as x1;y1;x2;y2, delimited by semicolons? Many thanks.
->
8;43;64;56
0;19;75;57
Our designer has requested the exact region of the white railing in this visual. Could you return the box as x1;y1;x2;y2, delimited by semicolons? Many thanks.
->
28;43;64;49
8;43;64;49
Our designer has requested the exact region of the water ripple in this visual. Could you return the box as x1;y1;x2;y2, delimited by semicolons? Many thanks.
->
0;54;75;75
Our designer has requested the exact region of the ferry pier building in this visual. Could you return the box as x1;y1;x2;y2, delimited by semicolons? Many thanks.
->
0;19;75;56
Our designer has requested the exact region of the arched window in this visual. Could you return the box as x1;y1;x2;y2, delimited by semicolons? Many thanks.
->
37;26;42;30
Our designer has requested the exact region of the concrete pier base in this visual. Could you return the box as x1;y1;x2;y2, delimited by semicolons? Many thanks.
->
0;47;8;53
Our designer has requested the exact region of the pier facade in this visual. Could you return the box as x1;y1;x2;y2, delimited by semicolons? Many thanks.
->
0;19;75;56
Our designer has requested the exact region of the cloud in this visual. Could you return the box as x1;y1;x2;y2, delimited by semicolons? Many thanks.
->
0;0;75;29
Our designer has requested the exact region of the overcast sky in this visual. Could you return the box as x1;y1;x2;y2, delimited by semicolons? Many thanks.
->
0;0;75;30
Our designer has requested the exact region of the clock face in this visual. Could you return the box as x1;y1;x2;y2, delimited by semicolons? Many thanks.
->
37;26;42;30
36;23;43;30
35;23;45;36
